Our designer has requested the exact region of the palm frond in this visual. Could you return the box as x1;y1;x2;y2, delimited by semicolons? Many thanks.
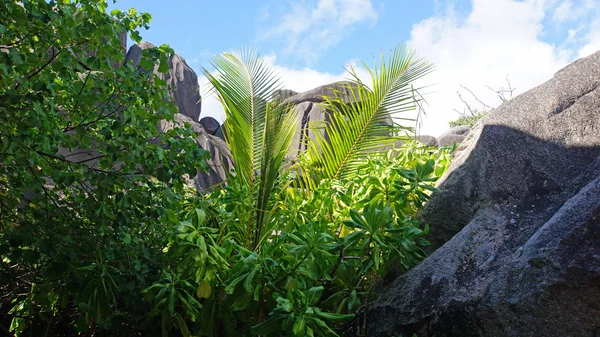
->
203;50;299;250
203;49;282;187
300;45;433;187
255;102;299;246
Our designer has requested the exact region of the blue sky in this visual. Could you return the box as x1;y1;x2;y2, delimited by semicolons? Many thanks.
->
110;0;600;136
111;1;436;71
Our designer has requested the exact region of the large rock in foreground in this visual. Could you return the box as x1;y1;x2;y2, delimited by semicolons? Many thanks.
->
363;51;600;336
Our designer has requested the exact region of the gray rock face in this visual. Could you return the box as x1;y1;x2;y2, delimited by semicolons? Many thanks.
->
439;125;472;138
435;125;472;147
126;42;201;121
199;116;220;135
282;81;359;105
282;81;393;158
273;89;299;103
363;50;600;337
437;133;465;147
415;135;438;148
214;124;226;141
159;114;233;190
125;43;230;189
55;44;228;191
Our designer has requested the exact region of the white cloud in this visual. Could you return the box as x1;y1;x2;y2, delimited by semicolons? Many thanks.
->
198;55;366;123
578;14;600;58
553;0;575;22
406;0;579;137
551;0;600;59
258;0;378;64
201;0;600;138
552;0;596;23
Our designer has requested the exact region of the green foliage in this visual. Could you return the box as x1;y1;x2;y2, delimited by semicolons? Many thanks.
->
203;50;299;251
145;141;452;337
0;0;207;335
448;110;487;127
1;1;453;336
298;47;434;188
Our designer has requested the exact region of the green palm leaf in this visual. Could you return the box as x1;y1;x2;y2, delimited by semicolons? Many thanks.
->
255;101;299;247
300;45;433;188
203;50;299;250
203;49;281;187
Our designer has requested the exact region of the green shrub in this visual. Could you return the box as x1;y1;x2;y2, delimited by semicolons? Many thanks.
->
448;110;487;127
0;0;205;335
0;1;453;336
146;141;453;337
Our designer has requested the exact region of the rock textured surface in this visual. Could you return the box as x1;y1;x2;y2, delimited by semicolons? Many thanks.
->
121;41;231;189
282;81;356;157
199;116;221;135
437;133;466;147
214;124;226;141
281;81;395;157
159;114;233;190
126;42;202;121
415;135;438;148
273;89;299;102
363;51;600;336
437;125;471;147
439;125;472;138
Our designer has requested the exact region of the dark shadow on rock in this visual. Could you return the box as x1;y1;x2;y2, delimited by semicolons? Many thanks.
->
421;125;600;251
361;124;600;337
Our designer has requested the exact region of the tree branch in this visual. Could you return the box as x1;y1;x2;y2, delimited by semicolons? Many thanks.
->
460;84;494;110
15;48;63;90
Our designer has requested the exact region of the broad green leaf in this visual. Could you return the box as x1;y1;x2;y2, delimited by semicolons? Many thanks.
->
293;317;306;336
197;280;211;299
306;286;324;306
251;316;286;335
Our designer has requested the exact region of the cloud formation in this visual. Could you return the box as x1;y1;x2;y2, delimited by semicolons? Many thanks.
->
257;0;378;64
405;0;599;136
202;0;600;137
198;55;366;123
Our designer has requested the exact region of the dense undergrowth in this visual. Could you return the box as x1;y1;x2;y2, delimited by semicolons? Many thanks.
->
0;1;452;336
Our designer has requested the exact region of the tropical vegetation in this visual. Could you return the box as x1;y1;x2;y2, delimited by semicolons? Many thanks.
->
448;110;487;127
0;0;453;336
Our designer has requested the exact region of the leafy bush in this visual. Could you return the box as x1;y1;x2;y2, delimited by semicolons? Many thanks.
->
0;0;205;335
448;110;487;127
149;141;452;337
1;1;453;336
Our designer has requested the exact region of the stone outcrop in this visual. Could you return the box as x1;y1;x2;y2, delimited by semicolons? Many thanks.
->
199;116;220;135
282;81;355;157
282;82;359;106
214;124;226;141
437;125;471;147
437;133;466;147
273;89;299;103
121;41;231;189
440;125;471;138
280;81;395;157
362;50;600;337
126;42;201;121
415;135;438;148
159;114;233;190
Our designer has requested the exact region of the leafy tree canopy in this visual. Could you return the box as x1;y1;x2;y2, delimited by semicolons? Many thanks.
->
1;0;207;334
